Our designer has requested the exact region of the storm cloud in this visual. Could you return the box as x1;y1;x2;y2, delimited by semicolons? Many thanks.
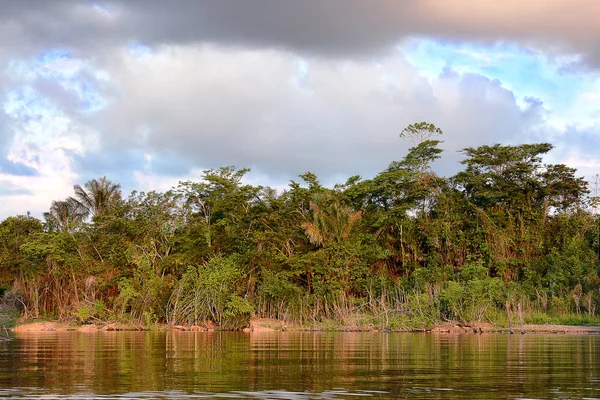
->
2;1;600;63
0;1;598;218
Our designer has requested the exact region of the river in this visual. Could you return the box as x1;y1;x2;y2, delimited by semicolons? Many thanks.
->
0;331;598;398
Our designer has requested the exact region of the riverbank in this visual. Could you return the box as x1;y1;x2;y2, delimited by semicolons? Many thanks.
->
0;305;19;329
10;318;600;335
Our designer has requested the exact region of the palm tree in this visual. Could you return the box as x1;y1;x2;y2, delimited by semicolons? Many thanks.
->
70;176;122;218
43;198;87;233
302;193;362;247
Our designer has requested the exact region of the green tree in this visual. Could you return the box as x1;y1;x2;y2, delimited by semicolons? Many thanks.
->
71;176;122;218
44;198;87;233
0;215;43;287
400;121;443;145
454;143;590;281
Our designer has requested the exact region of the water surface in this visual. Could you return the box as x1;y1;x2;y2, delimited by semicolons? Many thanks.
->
0;331;599;399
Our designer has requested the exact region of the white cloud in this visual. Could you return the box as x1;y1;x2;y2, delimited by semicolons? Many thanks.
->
4;87;99;173
90;44;547;186
2;1;600;218
580;93;600;101
560;152;600;181
0;54;103;219
0;172;75;218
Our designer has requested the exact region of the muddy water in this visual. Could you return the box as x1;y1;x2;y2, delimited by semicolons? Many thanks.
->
0;331;599;399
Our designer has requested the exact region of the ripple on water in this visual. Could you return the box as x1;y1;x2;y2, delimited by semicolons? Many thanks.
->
0;388;390;399
0;332;599;399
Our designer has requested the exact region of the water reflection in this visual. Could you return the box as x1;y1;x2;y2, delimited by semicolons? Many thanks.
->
0;332;598;398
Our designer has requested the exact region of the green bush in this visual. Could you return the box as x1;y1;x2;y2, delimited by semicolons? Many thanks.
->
167;255;254;328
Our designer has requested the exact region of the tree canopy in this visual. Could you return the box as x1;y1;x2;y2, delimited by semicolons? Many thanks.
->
0;132;598;329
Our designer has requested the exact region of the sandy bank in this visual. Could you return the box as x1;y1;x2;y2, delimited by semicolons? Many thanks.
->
11;319;600;334
12;322;145;332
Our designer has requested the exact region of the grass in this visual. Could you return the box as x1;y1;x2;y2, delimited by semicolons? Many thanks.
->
524;312;600;326
0;307;19;329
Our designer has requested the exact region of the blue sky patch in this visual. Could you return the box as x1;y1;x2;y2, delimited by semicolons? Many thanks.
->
402;38;599;129
0;159;39;177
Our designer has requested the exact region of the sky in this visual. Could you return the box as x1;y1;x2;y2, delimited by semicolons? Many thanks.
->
1;0;600;219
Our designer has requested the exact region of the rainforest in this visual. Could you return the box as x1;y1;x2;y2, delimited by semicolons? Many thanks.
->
1;124;599;330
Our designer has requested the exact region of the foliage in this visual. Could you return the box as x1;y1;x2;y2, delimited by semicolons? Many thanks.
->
167;255;252;329
0;134;598;329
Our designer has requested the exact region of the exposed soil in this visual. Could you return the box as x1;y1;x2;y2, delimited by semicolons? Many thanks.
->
11;321;152;332
428;322;600;335
10;318;600;334
244;318;285;332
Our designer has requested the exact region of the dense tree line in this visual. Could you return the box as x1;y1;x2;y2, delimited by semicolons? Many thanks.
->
1;124;599;329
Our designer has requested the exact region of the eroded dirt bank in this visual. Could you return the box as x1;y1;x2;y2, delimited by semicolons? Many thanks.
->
10;318;600;334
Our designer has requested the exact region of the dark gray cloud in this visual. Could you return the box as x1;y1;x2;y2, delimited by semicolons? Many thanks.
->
1;1;600;66
0;0;597;219
0;1;412;58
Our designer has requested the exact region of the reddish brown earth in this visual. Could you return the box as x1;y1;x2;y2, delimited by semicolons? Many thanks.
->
11;319;600;334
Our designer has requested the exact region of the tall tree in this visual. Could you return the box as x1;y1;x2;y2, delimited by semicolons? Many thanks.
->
71;176;122;218
0;215;43;286
43;198;87;233
302;192;362;248
400;121;443;145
